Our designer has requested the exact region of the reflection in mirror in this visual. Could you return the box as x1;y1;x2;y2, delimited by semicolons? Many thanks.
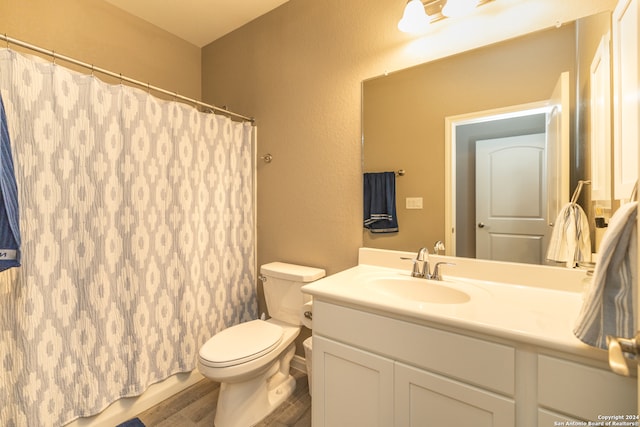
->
449;106;551;264
362;11;613;266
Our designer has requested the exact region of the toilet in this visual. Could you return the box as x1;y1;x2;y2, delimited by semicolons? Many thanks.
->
198;262;325;427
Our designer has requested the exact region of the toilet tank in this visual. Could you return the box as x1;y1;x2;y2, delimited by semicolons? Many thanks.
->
260;262;325;325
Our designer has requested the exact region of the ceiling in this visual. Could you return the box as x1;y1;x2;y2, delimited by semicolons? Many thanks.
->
102;0;290;47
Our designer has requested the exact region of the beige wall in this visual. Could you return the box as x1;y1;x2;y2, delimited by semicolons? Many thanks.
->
0;0;201;99
202;0;616;280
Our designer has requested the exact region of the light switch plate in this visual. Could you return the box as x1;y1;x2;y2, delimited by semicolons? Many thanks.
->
406;197;423;209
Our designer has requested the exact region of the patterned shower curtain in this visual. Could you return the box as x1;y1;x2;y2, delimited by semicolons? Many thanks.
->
0;49;257;426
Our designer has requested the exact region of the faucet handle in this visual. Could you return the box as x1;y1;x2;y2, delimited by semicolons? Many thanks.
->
433;240;445;255
430;262;455;281
400;256;425;278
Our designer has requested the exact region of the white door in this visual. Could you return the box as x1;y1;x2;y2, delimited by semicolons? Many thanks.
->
606;0;640;409
476;134;548;264
615;0;640;410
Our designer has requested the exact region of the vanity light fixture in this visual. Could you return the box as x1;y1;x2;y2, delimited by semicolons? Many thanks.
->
442;0;480;18
398;0;494;34
397;0;431;34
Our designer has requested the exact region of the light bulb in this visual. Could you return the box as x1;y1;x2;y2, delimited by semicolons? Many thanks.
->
442;0;479;18
398;0;430;34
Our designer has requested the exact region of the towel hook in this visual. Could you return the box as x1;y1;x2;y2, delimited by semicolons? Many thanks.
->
260;153;273;163
570;180;591;204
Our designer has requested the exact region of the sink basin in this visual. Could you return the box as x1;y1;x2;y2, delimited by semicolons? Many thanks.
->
366;276;470;304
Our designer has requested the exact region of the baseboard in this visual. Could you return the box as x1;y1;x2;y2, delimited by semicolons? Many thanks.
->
291;354;308;374
64;370;204;427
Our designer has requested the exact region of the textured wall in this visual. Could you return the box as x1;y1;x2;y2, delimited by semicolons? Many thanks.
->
0;0;201;100
202;0;617;281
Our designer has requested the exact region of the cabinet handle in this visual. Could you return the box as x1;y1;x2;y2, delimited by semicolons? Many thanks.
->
606;332;640;376
477;222;485;228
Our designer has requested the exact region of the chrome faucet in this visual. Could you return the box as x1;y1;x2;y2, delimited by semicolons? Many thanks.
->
401;247;429;278
414;247;429;278
402;247;455;280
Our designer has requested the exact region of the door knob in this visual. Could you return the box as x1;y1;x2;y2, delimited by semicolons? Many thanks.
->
606;333;640;376
477;222;485;228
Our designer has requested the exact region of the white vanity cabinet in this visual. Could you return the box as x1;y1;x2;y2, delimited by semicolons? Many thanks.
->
311;299;637;427
313;335;515;427
312;300;517;427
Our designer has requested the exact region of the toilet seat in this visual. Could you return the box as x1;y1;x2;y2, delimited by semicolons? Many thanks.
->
199;320;284;368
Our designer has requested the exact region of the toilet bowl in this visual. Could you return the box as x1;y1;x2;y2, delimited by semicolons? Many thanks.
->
198;262;325;427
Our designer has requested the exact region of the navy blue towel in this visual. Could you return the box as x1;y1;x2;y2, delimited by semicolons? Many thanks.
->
0;93;20;271
363;172;398;233
116;418;146;427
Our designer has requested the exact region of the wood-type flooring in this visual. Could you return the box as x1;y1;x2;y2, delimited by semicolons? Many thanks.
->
136;369;311;427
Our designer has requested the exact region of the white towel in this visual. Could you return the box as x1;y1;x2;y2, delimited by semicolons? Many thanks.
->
546;203;592;267
573;202;637;350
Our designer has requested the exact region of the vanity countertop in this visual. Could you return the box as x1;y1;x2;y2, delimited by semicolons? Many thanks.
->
302;248;606;362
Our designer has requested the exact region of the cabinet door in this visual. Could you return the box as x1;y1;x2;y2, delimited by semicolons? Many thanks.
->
312;336;393;427
395;362;515;427
537;355;636;421
590;33;612;202
613;0;639;200
538;408;583;427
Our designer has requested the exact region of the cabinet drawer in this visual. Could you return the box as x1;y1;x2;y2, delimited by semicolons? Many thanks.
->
314;300;515;395
538;355;636;421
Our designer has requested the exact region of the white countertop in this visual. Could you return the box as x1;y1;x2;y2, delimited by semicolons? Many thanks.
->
302;248;607;361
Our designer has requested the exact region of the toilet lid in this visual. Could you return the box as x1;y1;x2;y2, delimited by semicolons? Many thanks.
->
199;320;284;368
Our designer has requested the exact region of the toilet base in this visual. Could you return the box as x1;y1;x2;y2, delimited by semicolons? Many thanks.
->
213;343;297;427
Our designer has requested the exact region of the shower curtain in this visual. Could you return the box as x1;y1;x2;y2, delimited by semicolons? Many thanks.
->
0;48;257;426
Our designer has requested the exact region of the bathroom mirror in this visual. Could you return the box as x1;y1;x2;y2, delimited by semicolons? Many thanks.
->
362;11;613;264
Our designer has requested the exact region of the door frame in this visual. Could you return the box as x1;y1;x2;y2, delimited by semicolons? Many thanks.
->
444;101;551;256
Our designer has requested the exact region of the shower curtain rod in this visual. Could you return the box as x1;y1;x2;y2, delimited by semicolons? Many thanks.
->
0;33;255;123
